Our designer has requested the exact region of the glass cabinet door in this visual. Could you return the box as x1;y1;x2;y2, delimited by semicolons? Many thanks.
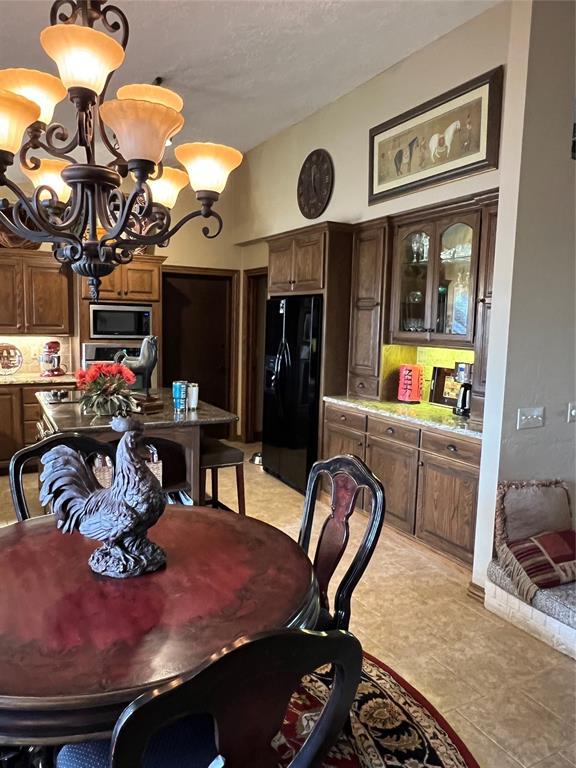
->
433;215;479;343
396;226;433;335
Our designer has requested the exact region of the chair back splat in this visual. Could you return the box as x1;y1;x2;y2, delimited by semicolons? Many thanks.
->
111;629;362;768
9;433;117;522
298;454;386;631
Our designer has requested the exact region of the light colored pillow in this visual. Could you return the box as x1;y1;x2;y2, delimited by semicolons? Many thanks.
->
498;480;572;543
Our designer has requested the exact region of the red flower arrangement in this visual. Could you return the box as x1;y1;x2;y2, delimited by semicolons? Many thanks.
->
75;363;137;416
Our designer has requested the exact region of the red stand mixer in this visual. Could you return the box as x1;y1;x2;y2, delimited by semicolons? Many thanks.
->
39;340;68;377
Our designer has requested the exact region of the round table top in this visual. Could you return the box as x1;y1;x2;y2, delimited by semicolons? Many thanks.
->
0;506;318;744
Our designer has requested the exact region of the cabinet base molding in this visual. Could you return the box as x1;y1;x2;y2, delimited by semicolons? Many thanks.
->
466;582;485;604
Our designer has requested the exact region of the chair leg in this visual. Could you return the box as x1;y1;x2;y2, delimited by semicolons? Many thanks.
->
211;468;219;508
200;468;207;505
235;463;246;516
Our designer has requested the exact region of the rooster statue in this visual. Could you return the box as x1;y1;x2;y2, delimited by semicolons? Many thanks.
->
39;417;167;578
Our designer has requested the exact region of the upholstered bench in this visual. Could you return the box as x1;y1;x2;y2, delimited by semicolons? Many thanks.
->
485;480;576;658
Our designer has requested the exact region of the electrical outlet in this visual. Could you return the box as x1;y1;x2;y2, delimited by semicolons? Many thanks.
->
517;406;545;430
567;402;576;423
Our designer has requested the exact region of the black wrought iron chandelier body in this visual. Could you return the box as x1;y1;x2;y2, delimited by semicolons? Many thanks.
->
0;0;242;299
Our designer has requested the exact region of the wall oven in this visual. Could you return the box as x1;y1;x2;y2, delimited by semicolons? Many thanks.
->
82;342;158;391
89;304;152;339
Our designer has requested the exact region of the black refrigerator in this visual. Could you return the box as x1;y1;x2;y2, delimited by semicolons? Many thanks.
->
262;295;322;493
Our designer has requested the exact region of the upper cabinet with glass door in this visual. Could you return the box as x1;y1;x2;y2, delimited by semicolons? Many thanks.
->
390;211;480;347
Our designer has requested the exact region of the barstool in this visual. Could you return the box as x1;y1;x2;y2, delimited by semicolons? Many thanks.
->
200;438;246;515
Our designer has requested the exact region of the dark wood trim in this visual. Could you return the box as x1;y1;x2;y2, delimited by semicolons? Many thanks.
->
265;221;353;244
241;267;268;442
162;266;240;438
369;66;504;204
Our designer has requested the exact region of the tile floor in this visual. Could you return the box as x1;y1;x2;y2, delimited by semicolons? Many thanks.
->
1;443;574;768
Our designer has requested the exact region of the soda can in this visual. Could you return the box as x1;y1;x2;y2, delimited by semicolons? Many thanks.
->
187;382;199;410
172;380;188;411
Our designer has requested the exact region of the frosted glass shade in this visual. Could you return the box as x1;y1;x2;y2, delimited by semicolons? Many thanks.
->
0;89;40;154
117;84;183;112
175;142;243;194
148;166;189;209
40;24;125;95
22;158;71;202
0;69;66;124
100;99;184;164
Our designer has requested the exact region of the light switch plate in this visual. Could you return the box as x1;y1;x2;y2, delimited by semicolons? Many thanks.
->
568;402;576;423
517;406;545;430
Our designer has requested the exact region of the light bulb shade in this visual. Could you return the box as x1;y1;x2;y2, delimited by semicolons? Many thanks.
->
117;84;183;112
0;69;66;124
40;24;125;95
100;99;184;164
175;142;243;194
147;166;189;209
0;89;40;154
22;158;71;202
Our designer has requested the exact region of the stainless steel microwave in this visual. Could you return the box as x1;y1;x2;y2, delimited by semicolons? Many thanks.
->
89;304;152;339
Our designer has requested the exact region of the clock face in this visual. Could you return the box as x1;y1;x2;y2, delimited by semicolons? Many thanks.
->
297;149;334;219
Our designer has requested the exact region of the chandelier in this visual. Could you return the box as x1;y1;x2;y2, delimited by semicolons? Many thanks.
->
0;0;243;299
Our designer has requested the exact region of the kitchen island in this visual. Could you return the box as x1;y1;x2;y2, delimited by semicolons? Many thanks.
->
36;389;238;505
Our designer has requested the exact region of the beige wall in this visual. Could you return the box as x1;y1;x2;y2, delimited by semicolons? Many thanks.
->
474;0;576;585
160;2;511;272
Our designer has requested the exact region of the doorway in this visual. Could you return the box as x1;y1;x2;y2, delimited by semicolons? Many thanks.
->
242;268;268;442
162;267;239;436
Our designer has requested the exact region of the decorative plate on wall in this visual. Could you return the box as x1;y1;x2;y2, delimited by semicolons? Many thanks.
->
297;149;334;219
0;343;23;375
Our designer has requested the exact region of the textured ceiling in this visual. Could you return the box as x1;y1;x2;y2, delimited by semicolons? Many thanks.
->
0;0;497;156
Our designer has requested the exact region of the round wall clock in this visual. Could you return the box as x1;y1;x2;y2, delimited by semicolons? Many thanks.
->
297;149;334;219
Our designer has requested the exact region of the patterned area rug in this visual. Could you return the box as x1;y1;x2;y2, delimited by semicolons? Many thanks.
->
275;652;479;768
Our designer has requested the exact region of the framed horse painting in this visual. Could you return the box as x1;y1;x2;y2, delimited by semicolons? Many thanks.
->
368;66;503;204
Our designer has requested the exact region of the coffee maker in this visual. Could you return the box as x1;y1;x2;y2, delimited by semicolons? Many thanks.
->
452;362;473;418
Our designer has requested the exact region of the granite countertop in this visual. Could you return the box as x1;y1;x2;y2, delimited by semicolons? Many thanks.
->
0;373;77;386
37;389;239;434
324;396;482;439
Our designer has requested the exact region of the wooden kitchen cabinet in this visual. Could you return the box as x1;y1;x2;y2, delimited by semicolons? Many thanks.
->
0;251;72;335
366;434;418;533
0;387;23;464
0;256;24;334
471;202;498;421
267;230;324;293
415;452;479;564
323;420;366;461
81;259;160;302
390;210;480;347
347;222;389;399
23;261;71;334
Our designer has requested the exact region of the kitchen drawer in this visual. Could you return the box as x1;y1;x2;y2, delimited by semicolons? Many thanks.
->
23;402;42;422
348;374;379;399
420;430;481;466
324;405;367;433
367;416;420;447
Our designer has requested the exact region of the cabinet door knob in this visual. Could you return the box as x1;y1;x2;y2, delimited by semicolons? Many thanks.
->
357;442;363;448
478;297;486;304
418;461;424;467
385;427;395;435
117;290;122;296
339;414;347;421
124;290;128;296
357;382;365;389
446;444;458;452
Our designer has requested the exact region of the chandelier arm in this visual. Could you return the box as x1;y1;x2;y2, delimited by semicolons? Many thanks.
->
100;182;154;245
44;121;80;158
110;206;223;251
50;0;80;25
101;4;130;48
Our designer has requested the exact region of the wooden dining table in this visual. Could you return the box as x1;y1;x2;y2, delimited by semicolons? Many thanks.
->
0;506;319;746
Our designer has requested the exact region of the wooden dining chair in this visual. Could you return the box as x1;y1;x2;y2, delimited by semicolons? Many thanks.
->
9;432;117;522
56;628;362;768
298;454;386;631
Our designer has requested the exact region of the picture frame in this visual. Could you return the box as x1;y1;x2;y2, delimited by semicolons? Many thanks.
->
369;66;503;204
429;367;460;408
